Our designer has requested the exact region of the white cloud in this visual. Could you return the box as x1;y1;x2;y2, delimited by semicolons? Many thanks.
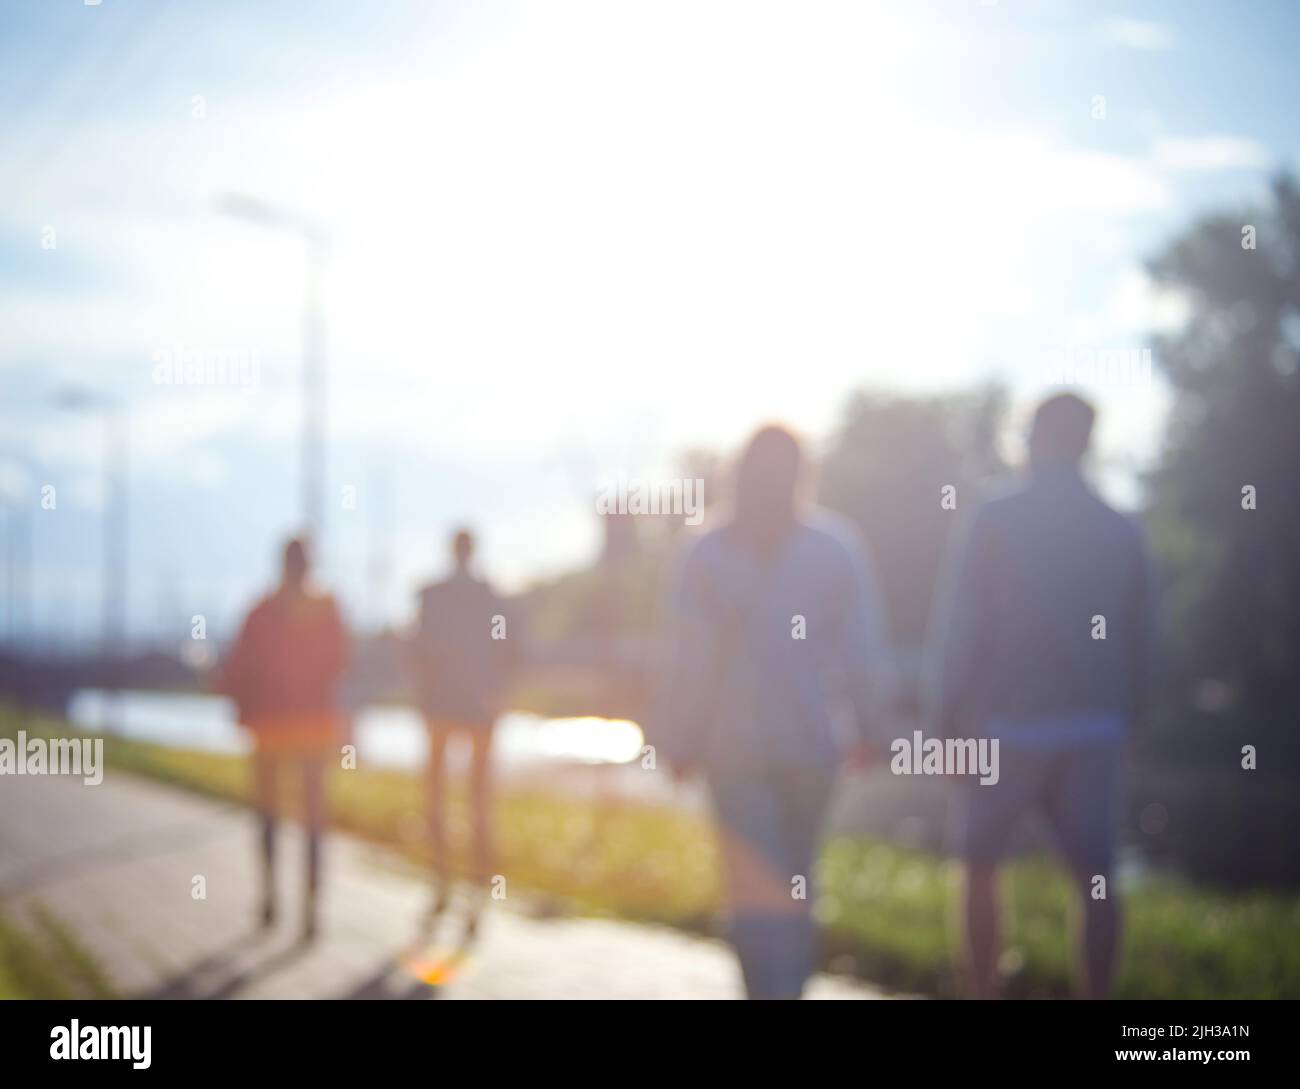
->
1067;265;1191;345
1152;135;1271;172
1099;17;1175;52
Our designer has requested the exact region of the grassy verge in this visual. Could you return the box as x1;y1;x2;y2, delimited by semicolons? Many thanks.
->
0;906;115;1000
5;709;1298;997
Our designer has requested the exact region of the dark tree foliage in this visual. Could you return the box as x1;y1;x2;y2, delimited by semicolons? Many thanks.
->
1140;174;1300;885
817;386;1007;652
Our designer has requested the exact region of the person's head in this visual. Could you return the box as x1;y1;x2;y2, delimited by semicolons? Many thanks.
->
1027;392;1096;471
730;424;805;555
281;536;310;590
451;527;475;572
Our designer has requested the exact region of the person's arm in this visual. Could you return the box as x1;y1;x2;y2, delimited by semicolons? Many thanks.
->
323;596;349;682
413;588;432;644
924;506;993;740
649;541;717;773
216;604;261;713
495;589;524;681
392;590;418;702
1128;521;1161;728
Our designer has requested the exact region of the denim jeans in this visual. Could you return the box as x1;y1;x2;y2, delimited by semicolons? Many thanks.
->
708;765;835;999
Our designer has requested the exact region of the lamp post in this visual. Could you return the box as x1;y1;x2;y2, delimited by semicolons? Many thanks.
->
218;193;329;540
0;450;31;643
55;388;128;730
0;470;34;661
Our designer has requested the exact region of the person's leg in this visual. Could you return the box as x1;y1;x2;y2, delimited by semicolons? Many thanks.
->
1047;744;1123;999
953;746;1039;998
424;720;451;913
301;755;326;940
251;750;279;926
767;766;834;998
708;771;793;999
1076;871;1118;999
963;862;1000;999
467;726;495;885
463;725;496;938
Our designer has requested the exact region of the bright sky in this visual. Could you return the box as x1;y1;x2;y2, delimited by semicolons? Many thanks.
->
1;0;1296;642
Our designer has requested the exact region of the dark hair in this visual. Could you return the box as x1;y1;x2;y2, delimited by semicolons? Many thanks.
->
729;424;804;557
451;527;475;564
282;536;310;579
1029;392;1096;466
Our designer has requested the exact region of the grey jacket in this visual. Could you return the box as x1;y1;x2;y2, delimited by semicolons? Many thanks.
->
925;467;1156;737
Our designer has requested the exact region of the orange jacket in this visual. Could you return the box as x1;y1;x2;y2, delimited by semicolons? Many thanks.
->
221;590;349;725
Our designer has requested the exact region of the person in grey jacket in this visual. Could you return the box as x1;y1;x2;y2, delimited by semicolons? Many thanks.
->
926;392;1156;998
657;424;893;999
409;528;519;935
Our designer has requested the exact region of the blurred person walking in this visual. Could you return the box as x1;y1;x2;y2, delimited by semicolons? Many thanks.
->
220;537;349;941
926;393;1156;998
409;528;519;939
657;425;893;999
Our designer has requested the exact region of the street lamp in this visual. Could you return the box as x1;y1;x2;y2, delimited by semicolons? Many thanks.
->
54;387;128;730
0;448;35;657
217;193;330;540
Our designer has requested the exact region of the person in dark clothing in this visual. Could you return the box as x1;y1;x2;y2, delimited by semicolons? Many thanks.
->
408;528;518;937
926;393;1157;998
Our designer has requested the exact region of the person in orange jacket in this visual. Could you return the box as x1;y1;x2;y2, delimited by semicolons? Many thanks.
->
220;536;349;940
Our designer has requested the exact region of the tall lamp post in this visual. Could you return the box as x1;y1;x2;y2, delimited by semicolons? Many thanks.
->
0;450;31;640
0;453;35;685
218;193;329;540
55;388;128;730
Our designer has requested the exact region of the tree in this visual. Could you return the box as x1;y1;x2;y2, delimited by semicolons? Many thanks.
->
1142;174;1300;884
818;386;1007;653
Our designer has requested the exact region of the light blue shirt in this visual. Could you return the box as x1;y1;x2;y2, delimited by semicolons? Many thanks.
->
656;510;893;773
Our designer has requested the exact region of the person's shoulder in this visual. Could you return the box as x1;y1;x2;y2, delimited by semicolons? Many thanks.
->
472;576;504;604
971;473;1029;514
422;573;498;606
956;475;1035;540
418;577;451;601
1094;499;1148;552
310;590;341;612
293;590;342;624
1066;475;1139;533
668;526;734;587
244;593;278;623
798;511;883;585
801;508;867;557
678;525;728;561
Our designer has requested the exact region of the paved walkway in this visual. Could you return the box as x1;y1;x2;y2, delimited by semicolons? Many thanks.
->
0;771;883;999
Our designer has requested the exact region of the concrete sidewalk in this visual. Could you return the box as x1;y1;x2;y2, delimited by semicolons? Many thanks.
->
0;770;883;999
